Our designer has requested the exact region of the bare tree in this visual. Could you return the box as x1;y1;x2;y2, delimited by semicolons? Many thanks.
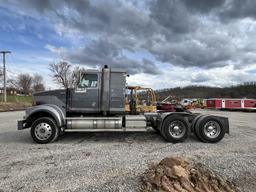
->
7;78;18;89
49;62;78;88
17;74;32;94
32;74;45;92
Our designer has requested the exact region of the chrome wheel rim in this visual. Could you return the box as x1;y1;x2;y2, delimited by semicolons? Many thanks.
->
203;120;221;139
35;123;52;140
168;120;186;139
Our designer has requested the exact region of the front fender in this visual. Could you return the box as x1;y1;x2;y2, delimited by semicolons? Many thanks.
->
25;104;65;127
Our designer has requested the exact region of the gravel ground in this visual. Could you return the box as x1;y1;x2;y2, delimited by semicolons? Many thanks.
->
0;109;255;192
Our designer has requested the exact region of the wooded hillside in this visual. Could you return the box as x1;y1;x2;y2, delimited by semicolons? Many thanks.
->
155;82;256;101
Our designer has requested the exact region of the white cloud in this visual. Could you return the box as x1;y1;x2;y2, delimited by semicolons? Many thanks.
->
45;44;66;55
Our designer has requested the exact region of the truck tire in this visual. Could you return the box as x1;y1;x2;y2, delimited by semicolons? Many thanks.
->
161;115;189;143
193;115;207;142
195;116;225;143
31;117;59;144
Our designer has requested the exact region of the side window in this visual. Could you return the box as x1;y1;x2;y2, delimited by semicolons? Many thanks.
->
78;74;98;88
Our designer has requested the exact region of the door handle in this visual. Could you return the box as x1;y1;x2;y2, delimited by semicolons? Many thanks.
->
75;89;87;93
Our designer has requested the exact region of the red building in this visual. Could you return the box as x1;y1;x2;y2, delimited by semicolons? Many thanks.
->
206;99;222;109
243;99;256;109
206;98;256;110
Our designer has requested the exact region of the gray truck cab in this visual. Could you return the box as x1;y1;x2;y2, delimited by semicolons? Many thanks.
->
67;67;126;115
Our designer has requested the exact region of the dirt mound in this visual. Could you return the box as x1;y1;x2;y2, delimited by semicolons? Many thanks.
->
141;157;237;192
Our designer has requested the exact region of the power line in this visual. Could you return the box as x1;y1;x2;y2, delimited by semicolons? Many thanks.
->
7;69;19;76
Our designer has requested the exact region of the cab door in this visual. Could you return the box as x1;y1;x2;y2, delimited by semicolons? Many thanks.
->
69;72;100;113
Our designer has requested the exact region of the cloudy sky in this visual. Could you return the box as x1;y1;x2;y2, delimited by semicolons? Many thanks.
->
0;0;256;89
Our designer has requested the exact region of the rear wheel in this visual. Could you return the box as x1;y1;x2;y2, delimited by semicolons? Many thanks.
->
161;115;188;143
194;115;207;142
31;117;59;144
195;116;225;143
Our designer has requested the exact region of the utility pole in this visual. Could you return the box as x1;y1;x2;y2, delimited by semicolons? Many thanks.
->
0;51;11;102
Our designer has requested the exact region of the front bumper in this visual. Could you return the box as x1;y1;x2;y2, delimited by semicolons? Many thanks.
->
17;120;29;130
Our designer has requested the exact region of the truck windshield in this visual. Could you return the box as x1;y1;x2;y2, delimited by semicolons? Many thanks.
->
78;74;98;88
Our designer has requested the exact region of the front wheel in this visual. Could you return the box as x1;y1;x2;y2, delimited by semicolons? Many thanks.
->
31;117;59;144
161;115;189;143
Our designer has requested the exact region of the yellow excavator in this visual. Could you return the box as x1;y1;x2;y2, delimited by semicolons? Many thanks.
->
125;86;157;113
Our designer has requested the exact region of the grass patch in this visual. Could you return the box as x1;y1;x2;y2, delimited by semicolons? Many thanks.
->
0;95;32;111
0;95;32;104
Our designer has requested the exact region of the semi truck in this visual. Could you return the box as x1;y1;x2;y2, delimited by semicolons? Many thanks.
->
17;66;229;144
